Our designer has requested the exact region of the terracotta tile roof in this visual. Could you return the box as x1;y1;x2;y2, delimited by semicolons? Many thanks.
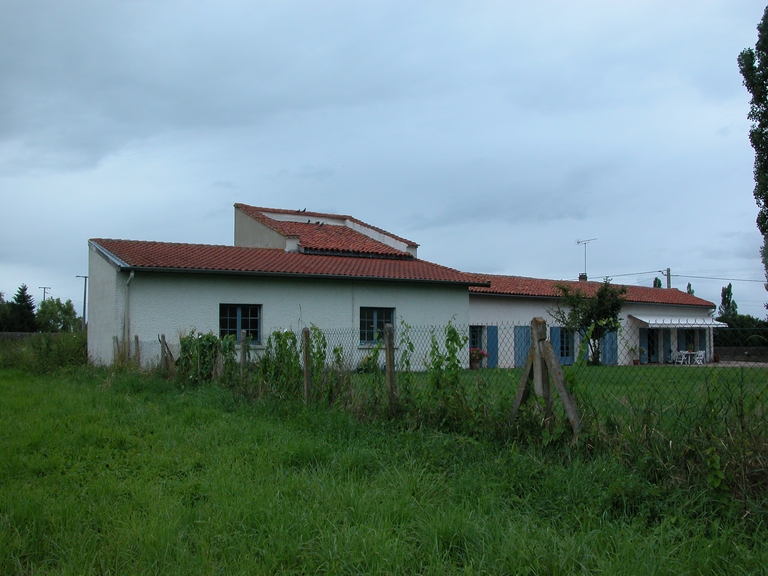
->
469;274;715;308
90;239;486;285
235;203;417;258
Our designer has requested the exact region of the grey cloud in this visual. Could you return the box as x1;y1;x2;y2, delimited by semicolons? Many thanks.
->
0;1;482;172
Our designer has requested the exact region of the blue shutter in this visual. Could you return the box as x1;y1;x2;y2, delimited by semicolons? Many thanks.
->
486;326;498;369
550;327;561;363
639;328;649;364
551;327;575;365
663;329;672;363
699;329;707;352
514;325;531;367
601;330;618;365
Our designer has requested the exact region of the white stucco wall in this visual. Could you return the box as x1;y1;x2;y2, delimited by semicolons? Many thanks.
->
234;209;287;249
87;245;123;365
89;254;470;367
470;294;559;326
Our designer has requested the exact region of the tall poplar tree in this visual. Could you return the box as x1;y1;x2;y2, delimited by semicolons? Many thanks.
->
739;6;768;308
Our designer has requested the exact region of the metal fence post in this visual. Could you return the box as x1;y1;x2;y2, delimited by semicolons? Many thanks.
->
384;323;398;413
240;329;247;380
302;327;311;403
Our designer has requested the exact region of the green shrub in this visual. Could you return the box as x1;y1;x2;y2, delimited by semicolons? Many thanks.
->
176;331;222;386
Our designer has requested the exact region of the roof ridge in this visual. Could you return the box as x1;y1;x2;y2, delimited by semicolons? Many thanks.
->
90;238;284;251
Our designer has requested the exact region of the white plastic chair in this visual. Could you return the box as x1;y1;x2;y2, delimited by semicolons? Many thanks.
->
693;350;705;365
673;350;686;365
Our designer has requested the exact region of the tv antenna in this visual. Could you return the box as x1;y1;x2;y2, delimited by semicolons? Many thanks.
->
576;238;597;280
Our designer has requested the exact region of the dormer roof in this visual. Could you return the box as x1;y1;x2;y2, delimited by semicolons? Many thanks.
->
234;204;418;258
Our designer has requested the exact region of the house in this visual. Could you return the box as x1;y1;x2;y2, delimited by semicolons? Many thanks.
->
87;205;486;366
467;274;723;367
88;203;722;369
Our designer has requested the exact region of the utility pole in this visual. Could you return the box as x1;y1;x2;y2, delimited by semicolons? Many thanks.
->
576;238;597;280
76;275;88;330
39;286;51;301
658;268;671;289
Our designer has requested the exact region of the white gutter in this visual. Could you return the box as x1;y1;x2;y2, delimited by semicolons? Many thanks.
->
123;271;135;348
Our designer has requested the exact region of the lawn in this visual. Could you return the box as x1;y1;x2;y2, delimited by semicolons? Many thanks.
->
2;367;768;574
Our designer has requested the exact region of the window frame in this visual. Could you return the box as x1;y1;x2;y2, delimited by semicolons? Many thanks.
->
469;325;485;351
219;304;261;344
359;307;395;345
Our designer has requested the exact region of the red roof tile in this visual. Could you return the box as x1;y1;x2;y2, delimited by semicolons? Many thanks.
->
90;239;486;285
235;204;417;257
469;274;715;308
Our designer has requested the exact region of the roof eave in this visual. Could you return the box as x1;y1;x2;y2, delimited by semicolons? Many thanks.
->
469;290;715;308
89;240;130;270
111;265;490;287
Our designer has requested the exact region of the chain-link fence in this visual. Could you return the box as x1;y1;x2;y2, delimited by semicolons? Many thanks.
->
133;320;768;424
127;319;768;444
121;318;768;495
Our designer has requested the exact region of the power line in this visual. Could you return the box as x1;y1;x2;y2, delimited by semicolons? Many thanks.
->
673;274;764;283
594;270;764;284
592;270;663;279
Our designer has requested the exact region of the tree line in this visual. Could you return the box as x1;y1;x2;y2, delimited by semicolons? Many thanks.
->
714;282;768;347
0;284;82;333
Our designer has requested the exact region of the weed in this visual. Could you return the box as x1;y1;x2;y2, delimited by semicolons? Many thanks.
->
258;330;301;398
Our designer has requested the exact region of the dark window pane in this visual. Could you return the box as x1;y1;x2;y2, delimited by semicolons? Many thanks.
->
359;307;394;343
219;304;261;342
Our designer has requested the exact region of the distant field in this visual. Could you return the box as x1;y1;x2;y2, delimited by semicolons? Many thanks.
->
1;367;767;574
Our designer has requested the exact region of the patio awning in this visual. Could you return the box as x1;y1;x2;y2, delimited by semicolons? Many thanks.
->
628;315;727;328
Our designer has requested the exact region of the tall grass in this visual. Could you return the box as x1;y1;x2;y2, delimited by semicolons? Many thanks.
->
0;331;86;374
165;328;768;510
2;367;768;574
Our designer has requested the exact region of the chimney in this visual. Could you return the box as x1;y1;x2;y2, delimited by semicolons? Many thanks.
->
578;273;588;282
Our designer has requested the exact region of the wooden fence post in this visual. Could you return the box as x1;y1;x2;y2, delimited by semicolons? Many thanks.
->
384;323;398;413
530;318;552;420
160;334;167;371
510;317;581;442
302;327;311;403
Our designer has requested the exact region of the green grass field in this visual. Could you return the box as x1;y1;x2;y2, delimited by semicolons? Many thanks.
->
2;367;768;574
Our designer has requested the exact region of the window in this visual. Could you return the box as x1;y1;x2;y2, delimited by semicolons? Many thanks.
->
469;326;484;350
682;329;696;351
219;304;261;343
360;307;394;344
559;329;573;359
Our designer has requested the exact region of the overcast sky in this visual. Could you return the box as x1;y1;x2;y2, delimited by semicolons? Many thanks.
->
1;0;767;319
